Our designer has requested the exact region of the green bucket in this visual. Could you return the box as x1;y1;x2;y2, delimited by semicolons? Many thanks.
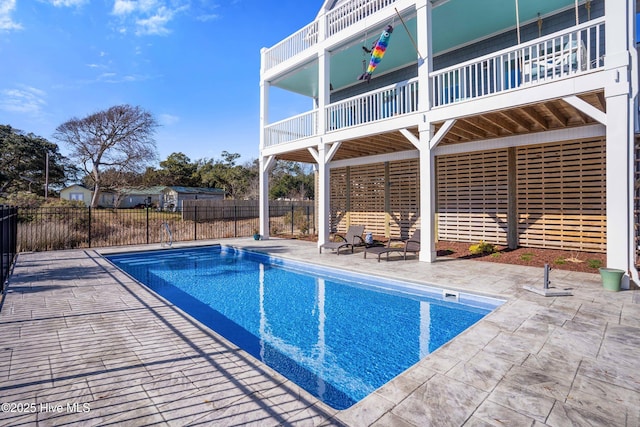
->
599;268;625;292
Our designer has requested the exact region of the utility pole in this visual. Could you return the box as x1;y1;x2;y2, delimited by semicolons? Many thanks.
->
44;151;49;200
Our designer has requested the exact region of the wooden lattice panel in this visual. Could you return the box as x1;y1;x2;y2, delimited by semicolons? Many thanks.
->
517;139;606;252
437;150;509;244
348;163;386;235
388;159;420;238
329;160;420;238
329;167;348;233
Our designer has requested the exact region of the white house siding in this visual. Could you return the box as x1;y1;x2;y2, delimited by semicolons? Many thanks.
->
60;186;92;207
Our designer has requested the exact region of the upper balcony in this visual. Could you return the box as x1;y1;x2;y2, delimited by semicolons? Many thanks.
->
263;0;399;73
264;17;606;150
261;0;598;80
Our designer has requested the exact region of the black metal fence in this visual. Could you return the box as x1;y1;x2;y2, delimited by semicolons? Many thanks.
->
16;202;316;252
1;206;18;292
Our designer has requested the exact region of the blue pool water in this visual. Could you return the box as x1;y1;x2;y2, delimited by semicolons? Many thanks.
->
106;245;502;409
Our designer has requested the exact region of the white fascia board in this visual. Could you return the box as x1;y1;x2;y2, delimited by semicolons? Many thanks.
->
427;72;605;123
329;149;419;169
323;113;422;144
265;52;320;85
433;123;605;156
262;136;321;157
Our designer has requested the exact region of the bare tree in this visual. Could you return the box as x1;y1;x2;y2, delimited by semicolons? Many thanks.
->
54;105;159;207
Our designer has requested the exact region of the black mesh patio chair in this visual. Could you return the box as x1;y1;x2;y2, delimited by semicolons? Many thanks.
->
319;225;365;255
364;229;421;262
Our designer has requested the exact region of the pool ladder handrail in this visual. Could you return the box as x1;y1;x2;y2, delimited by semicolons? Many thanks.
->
161;222;173;248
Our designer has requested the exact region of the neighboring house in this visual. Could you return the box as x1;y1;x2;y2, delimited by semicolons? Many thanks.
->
162;186;225;211
59;185;116;207
60;185;225;209
97;191;116;208
60;184;92;207
117;186;165;208
259;1;639;286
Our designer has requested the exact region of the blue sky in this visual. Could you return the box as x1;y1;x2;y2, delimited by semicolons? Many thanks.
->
0;0;318;165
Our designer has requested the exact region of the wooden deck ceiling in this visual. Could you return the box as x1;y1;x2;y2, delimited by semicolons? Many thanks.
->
274;90;606;163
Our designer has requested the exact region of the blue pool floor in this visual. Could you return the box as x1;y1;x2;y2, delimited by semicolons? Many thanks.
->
106;246;501;410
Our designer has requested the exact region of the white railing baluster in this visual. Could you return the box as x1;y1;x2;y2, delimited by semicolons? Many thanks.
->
264;0;398;70
264;110;318;147
265;20;606;147
264;21;319;70
430;18;605;107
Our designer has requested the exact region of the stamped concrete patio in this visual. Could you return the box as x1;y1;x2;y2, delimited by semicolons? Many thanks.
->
1;238;639;426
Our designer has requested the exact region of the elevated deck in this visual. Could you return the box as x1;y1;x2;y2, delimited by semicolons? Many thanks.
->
264;19;605;162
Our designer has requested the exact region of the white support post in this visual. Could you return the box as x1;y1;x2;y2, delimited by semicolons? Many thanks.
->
419;124;437;262
416;0;431;113
316;38;332;251
628;1;639;285
259;155;274;239
259;57;269;142
318;45;330;137
604;1;635;288
317;144;331;251
258;62;270;239
416;0;436;262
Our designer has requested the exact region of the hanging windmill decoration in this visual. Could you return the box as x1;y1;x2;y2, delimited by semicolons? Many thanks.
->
358;25;393;83
357;8;422;84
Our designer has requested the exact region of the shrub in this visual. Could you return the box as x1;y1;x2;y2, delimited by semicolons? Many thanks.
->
520;253;534;261
282;207;311;235
469;240;494;255
0;191;45;208
270;222;281;234
43;198;85;208
587;259;603;269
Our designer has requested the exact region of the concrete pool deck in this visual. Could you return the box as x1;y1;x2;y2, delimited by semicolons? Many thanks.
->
1;238;639;426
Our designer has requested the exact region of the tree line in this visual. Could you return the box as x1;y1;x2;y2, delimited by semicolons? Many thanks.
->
0;104;314;207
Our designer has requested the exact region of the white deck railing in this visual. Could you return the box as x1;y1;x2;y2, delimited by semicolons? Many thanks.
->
263;0;397;71
326;0;398;37
326;78;419;131
264;20;606;148
263;21;319;71
264;110;318;147
431;18;605;107
264;79;418;147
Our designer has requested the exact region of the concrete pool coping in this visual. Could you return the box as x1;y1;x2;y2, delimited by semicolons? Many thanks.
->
1;237;639;426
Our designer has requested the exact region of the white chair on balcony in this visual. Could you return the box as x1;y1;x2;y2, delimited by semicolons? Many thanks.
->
524;39;587;82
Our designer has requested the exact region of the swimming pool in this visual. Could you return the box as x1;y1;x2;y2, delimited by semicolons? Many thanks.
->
106;245;503;410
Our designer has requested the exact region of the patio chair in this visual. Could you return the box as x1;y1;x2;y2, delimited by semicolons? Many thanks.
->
319;225;365;255
364;229;421;262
